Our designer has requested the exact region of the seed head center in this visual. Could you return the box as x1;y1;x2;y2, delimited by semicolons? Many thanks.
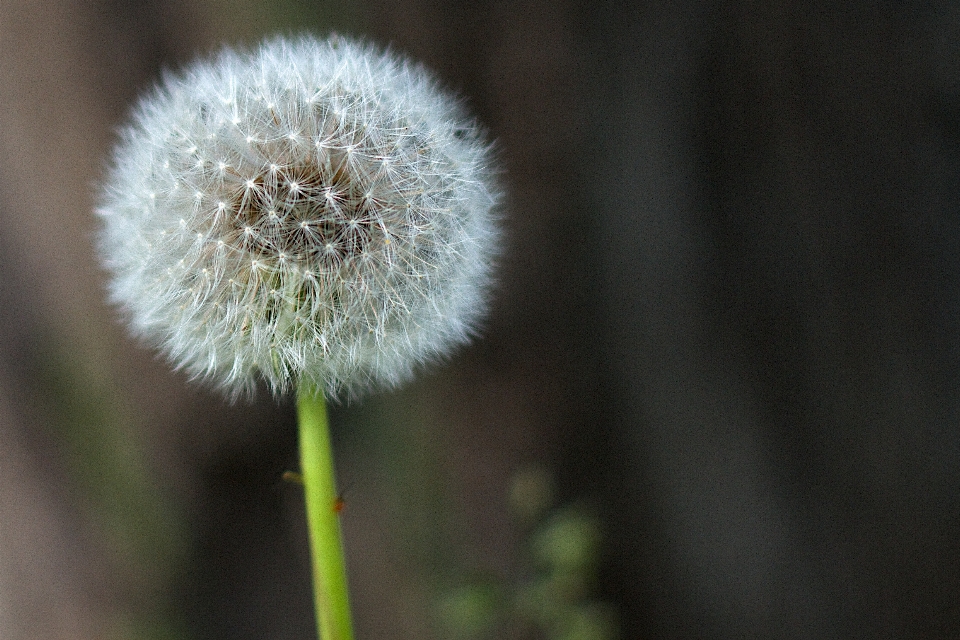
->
223;160;375;268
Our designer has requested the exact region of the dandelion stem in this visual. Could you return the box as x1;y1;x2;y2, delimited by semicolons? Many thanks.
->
297;386;354;640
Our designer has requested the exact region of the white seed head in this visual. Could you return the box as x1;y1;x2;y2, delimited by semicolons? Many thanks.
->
97;35;501;400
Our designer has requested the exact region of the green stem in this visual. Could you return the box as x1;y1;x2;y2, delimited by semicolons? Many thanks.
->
297;386;354;640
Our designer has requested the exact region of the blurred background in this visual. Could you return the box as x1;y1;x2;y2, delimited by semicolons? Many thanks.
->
3;1;960;638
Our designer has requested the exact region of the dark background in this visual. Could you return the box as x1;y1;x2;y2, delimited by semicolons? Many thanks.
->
2;1;960;638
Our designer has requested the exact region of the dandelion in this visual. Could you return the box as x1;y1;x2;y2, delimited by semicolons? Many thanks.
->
96;35;502;640
97;34;500;401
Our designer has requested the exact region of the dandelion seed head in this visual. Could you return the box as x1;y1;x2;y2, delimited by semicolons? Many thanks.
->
97;35;501;400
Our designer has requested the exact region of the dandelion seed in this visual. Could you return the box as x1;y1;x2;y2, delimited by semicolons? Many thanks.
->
96;35;501;400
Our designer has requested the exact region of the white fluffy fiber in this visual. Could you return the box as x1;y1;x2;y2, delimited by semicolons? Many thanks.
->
97;35;500;400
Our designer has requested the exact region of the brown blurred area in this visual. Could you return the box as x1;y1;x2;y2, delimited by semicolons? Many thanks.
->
3;1;960;639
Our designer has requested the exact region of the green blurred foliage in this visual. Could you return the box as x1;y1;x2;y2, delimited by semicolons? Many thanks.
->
435;465;618;640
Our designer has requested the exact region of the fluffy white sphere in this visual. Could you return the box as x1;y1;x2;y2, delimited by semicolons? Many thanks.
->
97;35;500;399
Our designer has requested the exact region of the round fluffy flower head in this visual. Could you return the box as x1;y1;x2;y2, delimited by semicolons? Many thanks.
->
97;35;500;399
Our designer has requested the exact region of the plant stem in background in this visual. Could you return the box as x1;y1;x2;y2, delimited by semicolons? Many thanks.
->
298;387;354;640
